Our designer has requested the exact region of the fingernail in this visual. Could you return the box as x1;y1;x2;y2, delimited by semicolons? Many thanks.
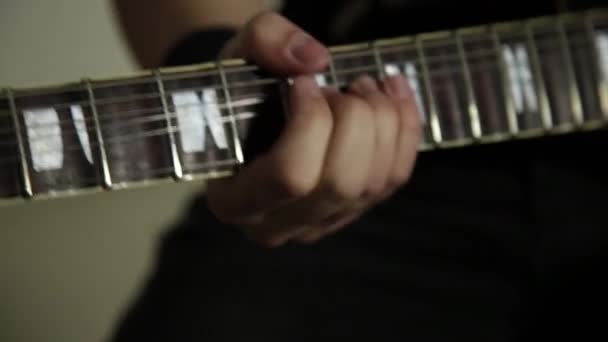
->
351;75;379;94
287;31;330;66
385;75;412;100
292;76;322;100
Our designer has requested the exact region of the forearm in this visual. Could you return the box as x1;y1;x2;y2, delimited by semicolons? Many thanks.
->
111;0;268;68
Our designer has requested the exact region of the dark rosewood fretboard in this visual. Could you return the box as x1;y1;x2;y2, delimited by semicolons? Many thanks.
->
1;9;607;204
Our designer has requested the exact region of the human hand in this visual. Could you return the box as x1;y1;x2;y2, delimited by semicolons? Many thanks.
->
206;12;422;247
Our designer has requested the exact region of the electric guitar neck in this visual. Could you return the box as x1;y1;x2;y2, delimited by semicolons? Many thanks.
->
1;8;607;205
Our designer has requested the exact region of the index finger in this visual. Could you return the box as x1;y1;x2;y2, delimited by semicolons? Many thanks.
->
206;76;334;223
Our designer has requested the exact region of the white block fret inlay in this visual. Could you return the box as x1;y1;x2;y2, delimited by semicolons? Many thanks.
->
70;105;93;164
502;44;538;114
23;108;63;172
315;74;328;87
171;89;229;153
385;63;428;124
596;31;608;91
515;44;539;113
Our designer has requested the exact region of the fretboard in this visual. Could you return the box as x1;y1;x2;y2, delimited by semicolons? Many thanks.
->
1;9;607;204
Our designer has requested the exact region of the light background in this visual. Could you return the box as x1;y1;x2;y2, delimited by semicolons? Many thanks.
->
0;0;211;341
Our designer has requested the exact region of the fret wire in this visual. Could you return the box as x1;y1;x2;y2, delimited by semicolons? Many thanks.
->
0;111;259;162
328;55;339;85
1;40;593;142
154;77;279;100
90;63;252;89
5;88;33;198
0;77;278;120
585;12;608;119
84;79;113;189
4;42;600;143
218;62;245;166
0;97;265;145
456;32;483;139
277;79;291;121
0;106;605;170
94;93;264;127
557;16;585;126
372;43;386;79
492;26;520;135
90;78;278;108
526;23;553;130
0;37;600;123
0;79;273;121
159;63;259;82
182;159;240;173
155;71;184;180
0;56;516;121
415;38;443;144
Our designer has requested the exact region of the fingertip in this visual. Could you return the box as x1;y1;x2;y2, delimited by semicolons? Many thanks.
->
349;75;380;96
285;31;331;71
290;76;323;111
321;85;341;97
383;75;413;100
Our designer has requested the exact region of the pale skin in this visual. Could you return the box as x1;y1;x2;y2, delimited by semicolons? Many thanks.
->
112;0;422;247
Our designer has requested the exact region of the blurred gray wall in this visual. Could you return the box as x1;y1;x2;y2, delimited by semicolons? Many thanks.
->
0;1;205;341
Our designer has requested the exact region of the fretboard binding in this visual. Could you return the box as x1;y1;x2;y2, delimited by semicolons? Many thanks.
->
5;89;33;198
1;116;605;206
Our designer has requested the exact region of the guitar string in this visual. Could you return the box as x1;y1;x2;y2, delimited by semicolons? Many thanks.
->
1;89;602;166
0;159;242;190
0;92;267;137
0;57;510;139
0;107;605;173
0;111;258;165
0;54;599;159
0;57;509;136
0;34;597;119
0;41;596;148
0;108;259;151
0;37;591;132
0;38;600;158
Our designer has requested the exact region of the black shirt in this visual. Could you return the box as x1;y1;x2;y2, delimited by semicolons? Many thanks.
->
112;2;608;341
281;0;602;44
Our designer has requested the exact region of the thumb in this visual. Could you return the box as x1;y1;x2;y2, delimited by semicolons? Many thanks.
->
221;11;331;76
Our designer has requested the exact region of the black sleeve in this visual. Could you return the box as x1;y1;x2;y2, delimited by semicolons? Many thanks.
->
161;28;237;67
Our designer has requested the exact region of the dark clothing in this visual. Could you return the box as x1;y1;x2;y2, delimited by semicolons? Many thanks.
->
112;1;608;341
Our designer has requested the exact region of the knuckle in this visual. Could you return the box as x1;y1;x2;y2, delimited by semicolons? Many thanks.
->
243;228;287;249
248;10;279;29
244;11;278;48
305;97;333;122
388;170;413;188
274;167;317;198
333;94;372;118
403;104;423;134
370;93;394;113
320;177;361;201
364;187;385;200
365;179;387;199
